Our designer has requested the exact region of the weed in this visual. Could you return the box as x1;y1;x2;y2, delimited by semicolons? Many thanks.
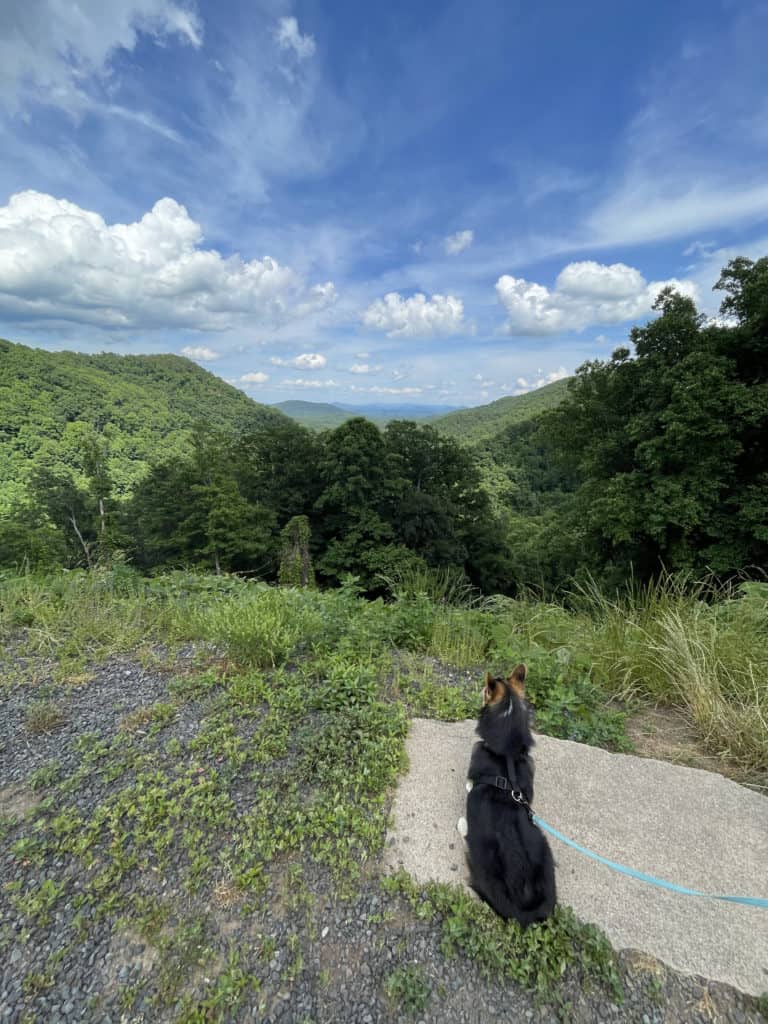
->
120;701;177;734
25;699;65;735
382;871;622;1005
28;761;62;790
10;878;68;927
176;947;260;1024
383;963;431;1015
22;971;55;996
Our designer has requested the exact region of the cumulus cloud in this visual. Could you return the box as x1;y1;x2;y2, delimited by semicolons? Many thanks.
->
0;0;202;111
276;16;316;60
0;191;335;331
239;372;269;384
444;229;474;255
181;346;220;361
496;260;697;335
362;292;464;338
270;353;327;370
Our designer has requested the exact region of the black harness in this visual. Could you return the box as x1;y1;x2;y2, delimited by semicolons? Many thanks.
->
471;744;535;822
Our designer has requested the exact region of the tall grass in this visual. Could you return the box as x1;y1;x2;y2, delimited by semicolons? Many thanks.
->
570;574;768;778
2;566;765;779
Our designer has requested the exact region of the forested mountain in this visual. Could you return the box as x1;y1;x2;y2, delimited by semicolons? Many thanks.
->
0;256;765;595
0;339;286;511
274;401;352;429
432;378;570;443
275;400;457;430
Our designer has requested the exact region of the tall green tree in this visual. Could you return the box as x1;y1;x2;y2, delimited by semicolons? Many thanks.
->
313;418;398;587
383;420;511;587
530;258;768;584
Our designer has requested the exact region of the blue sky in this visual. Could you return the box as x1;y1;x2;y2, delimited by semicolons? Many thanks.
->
1;0;767;408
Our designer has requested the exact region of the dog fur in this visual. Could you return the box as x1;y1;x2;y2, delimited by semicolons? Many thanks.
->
463;665;556;926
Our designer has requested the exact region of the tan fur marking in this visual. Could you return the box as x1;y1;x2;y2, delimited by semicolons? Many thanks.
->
483;675;507;705
507;663;527;699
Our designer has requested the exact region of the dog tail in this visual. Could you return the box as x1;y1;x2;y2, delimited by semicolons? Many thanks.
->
479;851;555;928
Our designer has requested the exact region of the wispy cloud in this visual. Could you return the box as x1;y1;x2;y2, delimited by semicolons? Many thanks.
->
0;0;202;113
276;16;316;60
444;229;474;255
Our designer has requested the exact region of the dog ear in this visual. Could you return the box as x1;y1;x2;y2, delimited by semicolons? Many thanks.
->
483;671;495;704
507;663;527;697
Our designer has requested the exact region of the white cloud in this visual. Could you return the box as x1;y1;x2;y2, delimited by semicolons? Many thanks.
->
350;362;382;374
0;0;202;111
362;291;464;337
512;368;569;395
556;261;645;300
351;385;424;395
444;229;474;255
239;372;269;384
181;346;220;361
496;260;697;335
581;12;768;249
282;377;338;388
270;352;327;370
0;191;335;331
587;183;768;249
276;16;316;60
299;282;337;314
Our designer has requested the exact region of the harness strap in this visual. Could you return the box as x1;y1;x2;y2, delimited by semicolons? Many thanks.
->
471;774;534;821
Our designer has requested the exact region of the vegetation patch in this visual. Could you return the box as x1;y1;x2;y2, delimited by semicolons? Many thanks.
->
1;569;765;1021
25;699;66;735
383;963;432;1015
383;871;621;1011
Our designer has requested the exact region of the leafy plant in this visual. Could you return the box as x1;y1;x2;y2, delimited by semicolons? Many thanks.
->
383;964;431;1014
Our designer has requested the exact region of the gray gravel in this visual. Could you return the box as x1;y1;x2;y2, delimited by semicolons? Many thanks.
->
0;650;765;1024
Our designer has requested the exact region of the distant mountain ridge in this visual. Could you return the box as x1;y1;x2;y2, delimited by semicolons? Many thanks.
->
274;400;459;430
431;378;571;443
0;338;286;509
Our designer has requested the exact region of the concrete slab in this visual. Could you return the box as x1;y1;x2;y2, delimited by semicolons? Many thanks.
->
383;718;768;995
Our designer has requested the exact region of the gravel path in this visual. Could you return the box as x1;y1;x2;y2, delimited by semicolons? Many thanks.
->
1;651;765;1024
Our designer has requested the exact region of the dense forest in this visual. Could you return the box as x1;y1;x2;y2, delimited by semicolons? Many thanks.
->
1;256;766;594
0;341;285;511
432;377;569;443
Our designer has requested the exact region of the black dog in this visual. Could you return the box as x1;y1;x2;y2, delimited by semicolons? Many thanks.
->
462;665;556;926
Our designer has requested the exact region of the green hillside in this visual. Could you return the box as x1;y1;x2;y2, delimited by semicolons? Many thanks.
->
274;400;352;430
432;378;571;443
0;338;286;511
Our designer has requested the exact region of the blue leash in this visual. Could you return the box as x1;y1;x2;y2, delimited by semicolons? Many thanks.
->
532;815;768;909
